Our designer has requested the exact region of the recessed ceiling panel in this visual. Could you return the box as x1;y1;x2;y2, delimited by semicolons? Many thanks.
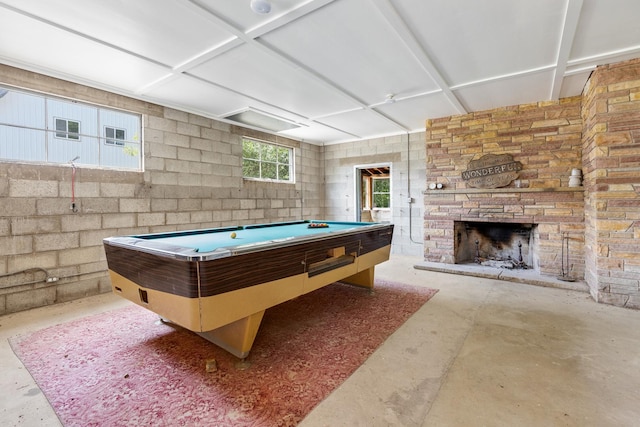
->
374;93;462;130
558;72;591;98
279;122;356;145
1;0;640;145
454;71;555;113
0;9;170;92
396;0;566;86
189;44;361;118
318;109;407;140
570;0;640;62
143;76;250;117
1;0;234;67
260;0;440;105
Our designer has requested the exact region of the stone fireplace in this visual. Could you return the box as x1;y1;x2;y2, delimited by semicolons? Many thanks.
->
420;57;640;309
421;94;586;280
423;185;585;279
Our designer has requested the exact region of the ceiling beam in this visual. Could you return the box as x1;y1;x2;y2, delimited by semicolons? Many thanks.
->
550;0;584;99
173;0;411;136
370;0;467;115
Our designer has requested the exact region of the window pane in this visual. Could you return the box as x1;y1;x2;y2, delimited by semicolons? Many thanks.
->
373;194;390;208
277;147;289;164
373;178;389;192
115;129;125;139
67;121;80;139
262;144;277;162
242;140;260;160
242;159;260;178
55;118;66;137
278;164;289;180
262;162;277;179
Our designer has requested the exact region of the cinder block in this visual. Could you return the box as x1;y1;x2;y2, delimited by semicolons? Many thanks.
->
58;246;104;266
102;213;136;229
55;279;100;303
9;179;58;197
61;214;102;232
6;287;56;313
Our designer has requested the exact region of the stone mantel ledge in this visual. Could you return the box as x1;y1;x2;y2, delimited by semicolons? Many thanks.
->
423;186;584;195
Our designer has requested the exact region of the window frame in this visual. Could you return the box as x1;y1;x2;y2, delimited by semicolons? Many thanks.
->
54;117;81;141
371;176;391;209
105;125;126;146
0;85;143;171
361;174;391;211
242;137;294;183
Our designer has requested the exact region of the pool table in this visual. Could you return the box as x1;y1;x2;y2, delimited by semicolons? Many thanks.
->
103;220;394;358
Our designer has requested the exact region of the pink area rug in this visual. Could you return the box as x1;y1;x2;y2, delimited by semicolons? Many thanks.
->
11;281;437;426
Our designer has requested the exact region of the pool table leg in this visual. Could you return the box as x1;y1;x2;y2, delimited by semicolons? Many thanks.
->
196;310;266;359
341;266;375;289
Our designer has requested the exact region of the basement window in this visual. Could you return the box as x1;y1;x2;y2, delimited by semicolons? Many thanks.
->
242;138;293;183
0;85;142;170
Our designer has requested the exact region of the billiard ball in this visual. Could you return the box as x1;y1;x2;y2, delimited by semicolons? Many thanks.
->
230;232;237;239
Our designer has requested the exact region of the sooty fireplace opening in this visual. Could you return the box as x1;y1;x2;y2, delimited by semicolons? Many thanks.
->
454;222;538;270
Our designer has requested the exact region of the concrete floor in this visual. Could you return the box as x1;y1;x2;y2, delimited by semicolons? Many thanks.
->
2;255;639;426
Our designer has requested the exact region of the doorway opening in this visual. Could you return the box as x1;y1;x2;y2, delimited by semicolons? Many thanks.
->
355;164;391;223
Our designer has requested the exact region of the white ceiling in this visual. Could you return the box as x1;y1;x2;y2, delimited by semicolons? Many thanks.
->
1;0;639;145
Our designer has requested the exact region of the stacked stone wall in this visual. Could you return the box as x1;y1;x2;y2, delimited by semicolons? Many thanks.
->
424;97;585;278
582;58;640;308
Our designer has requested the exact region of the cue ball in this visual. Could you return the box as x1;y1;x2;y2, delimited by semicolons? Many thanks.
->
230;232;237;239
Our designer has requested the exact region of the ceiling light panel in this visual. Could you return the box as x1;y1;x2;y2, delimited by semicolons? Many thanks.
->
224;109;300;132
259;0;441;105
194;0;303;32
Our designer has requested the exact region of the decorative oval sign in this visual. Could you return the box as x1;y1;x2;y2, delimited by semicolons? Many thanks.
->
462;154;522;189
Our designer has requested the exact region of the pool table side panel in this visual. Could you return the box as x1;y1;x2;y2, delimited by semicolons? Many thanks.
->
198;274;306;331
198;247;306;297
198;229;389;297
359;227;394;255
104;225;394;300
108;270;202;330
104;245;199;298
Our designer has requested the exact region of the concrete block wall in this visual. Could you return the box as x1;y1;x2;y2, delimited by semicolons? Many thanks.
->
0;65;323;315
582;58;640;308
323;132;426;256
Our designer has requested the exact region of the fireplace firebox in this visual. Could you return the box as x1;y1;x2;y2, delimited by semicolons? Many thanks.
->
454;222;538;270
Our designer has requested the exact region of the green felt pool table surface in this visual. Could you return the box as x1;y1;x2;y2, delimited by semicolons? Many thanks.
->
131;220;376;253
